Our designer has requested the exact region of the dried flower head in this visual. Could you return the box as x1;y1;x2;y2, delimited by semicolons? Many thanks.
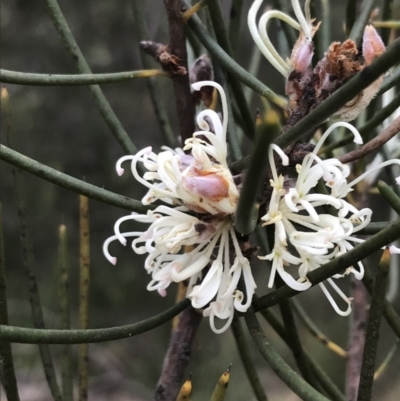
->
248;0;386;127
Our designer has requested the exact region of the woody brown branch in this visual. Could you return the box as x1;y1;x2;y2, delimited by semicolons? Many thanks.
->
339;116;400;164
154;306;202;401
163;0;195;145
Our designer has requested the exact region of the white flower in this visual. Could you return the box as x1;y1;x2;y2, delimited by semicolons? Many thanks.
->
260;122;400;315
103;81;255;333
115;82;238;216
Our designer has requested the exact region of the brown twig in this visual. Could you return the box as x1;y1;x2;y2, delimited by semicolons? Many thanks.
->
339;116;400;164
154;306;202;401
345;277;368;401
164;0;195;145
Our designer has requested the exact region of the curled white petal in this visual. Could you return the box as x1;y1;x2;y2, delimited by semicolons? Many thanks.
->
389;245;400;255
319;279;352;316
313;122;363;156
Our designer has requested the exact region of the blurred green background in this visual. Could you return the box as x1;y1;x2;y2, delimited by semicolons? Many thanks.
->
1;0;400;400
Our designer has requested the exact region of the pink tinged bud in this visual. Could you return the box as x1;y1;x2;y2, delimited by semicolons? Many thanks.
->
110;257;117;265
363;25;385;65
291;37;314;72
182;169;229;202
158;288;167;297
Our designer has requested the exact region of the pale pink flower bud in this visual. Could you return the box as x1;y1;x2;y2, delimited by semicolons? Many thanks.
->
363;25;386;65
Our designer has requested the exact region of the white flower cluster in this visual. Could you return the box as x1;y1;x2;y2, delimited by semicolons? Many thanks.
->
260;124;400;314
103;79;400;332
104;81;256;333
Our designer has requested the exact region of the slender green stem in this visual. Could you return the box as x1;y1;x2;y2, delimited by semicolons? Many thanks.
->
374;20;400;29
0;144;152;213
0;299;190;344
0;69;168;86
231;317;268;401
374;339;399;380
253;216;400;312
259;308;347;401
349;0;377;43
228;0;243;54
184;4;287;109
271;0;297;48
44;0;137;154
132;0;177;148
78;196;90;401
377;181;400;214
234;111;277;234
357;249;390;401
244;308;329;401
380;0;395;45
58;225;73;401
186;25;203;57
0;204;20;401
362;266;400;340
3;90;62;401
257;225;323;390
359;92;400;135
277;296;319;389
378;65;400;96
207;0;255;139
292;299;347;359
345;0;358;36
243;43;263;104
320;0;331;61
357;222;387;235
213;63;242;161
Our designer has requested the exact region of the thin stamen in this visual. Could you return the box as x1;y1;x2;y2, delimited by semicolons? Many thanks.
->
103;232;141;265
248;0;290;77
314;122;363;156
320;279;352;316
348;160;400;189
291;0;312;38
258;10;298;76
192;81;227;143
269;144;289;183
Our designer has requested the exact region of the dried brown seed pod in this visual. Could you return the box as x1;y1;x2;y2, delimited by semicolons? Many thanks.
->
329;25;386;121
284;24;386;129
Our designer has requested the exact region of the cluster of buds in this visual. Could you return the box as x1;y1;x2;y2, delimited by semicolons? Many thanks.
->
104;81;256;333
249;0;386;128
